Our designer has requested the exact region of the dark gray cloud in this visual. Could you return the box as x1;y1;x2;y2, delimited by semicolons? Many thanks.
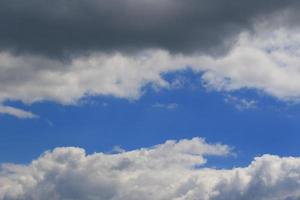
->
0;0;298;57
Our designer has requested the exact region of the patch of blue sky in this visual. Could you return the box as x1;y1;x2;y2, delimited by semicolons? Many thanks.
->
1;70;300;168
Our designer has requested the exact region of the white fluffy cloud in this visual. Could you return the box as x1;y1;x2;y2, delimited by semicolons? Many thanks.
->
199;26;300;101
1;138;300;200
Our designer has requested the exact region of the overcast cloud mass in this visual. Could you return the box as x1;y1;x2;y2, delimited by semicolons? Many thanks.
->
0;0;298;56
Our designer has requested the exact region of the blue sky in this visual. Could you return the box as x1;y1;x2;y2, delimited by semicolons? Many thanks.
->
1;70;300;169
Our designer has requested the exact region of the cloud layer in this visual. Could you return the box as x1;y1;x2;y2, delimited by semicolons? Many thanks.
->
2;24;300;106
2;1;300;117
1;0;298;56
1;138;300;200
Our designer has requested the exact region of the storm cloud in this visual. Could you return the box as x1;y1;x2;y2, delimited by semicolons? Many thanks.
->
0;0;299;57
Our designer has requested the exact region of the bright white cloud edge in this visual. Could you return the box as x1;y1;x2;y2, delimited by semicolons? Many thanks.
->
1;137;300;200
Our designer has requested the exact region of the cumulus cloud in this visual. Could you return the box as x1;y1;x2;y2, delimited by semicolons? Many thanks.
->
198;26;300;101
1;138;300;200
0;138;231;200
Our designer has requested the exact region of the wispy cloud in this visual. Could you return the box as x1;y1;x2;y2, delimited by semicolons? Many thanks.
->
152;103;179;110
224;95;257;111
111;145;126;154
0;105;38;119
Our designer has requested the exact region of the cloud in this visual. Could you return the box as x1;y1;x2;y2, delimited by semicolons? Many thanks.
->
0;50;178;104
152;103;179;110
1;7;300;110
0;0;298;57
224;95;257;111
1;138;300;200
0;138;231;200
0;105;38;119
198;25;300;101
2;24;300;106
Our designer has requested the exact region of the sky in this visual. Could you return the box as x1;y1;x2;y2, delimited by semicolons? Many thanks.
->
2;0;300;199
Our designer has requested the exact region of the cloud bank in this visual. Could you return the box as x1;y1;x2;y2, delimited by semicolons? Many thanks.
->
0;0;298;56
2;0;300;117
2;25;300;105
1;138;300;200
